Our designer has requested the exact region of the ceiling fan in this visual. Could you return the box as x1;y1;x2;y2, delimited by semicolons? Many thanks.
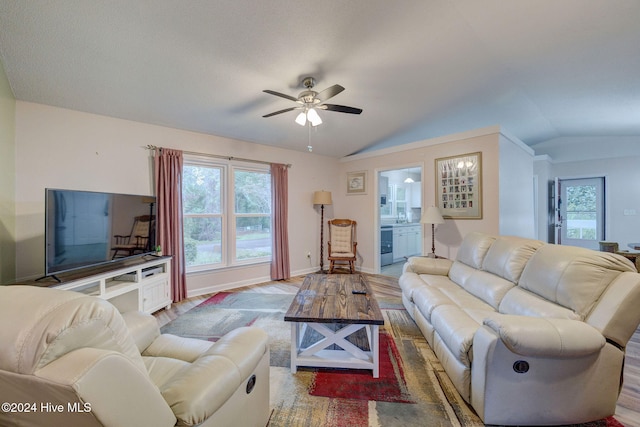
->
262;77;363;126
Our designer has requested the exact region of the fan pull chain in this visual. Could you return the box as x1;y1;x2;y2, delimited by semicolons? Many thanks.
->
307;122;313;152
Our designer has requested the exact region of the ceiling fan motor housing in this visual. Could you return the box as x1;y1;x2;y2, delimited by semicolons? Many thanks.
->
299;90;320;105
302;77;316;89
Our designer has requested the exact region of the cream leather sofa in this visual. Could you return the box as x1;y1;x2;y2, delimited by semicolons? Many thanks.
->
0;286;270;427
399;232;640;426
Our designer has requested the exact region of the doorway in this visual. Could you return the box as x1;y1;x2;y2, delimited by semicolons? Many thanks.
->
554;177;605;250
378;166;423;277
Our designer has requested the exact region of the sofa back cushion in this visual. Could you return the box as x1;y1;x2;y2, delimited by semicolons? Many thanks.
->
482;236;545;283
449;234;543;310
455;232;496;269
457;268;515;310
0;286;147;375
516;244;635;318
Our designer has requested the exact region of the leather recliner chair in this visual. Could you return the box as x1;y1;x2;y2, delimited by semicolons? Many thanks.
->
0;285;270;427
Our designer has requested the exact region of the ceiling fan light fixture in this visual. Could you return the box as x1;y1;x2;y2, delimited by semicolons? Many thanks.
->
295;111;307;126
307;108;322;126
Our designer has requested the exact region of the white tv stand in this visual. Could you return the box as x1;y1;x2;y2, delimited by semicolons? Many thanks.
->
36;256;172;314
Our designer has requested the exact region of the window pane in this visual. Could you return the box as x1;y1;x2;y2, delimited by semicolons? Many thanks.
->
566;185;596;241
236;216;271;260
183;217;222;266
234;170;271;214
183;165;221;214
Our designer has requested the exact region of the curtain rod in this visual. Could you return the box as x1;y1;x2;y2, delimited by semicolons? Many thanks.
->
146;145;291;168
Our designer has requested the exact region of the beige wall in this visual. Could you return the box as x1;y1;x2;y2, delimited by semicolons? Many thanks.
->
0;60;16;284
12;102;535;291
335;127;508;270
14;102;339;295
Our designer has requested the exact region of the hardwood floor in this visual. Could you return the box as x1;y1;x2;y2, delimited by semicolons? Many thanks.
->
154;272;640;426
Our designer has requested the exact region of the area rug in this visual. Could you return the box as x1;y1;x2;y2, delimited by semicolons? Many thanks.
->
161;286;625;427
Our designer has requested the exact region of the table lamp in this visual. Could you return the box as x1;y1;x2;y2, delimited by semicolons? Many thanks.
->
421;206;445;258
313;190;332;272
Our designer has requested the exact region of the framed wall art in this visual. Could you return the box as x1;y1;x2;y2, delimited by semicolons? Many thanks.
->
435;152;482;219
346;170;367;195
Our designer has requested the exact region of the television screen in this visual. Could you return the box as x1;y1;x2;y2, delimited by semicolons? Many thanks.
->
45;189;156;275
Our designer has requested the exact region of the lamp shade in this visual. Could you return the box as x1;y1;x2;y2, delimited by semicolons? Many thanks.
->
313;190;332;205
306;108;322;126
295;112;307;126
421;206;444;224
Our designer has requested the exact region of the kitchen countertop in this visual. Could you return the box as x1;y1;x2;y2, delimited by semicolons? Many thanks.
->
380;223;421;228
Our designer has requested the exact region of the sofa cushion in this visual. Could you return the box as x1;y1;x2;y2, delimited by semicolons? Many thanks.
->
519;244;635;318
413;286;454;322
431;306;493;367
499;287;581;320
456;232;496;269
481;236;545;283
450;261;515;310
399;272;426;302
431;306;477;367
459;270;515;310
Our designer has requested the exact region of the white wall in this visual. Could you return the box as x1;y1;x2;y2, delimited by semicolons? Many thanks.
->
531;136;640;163
533;155;553;243
548;154;640;250
498;132;535;238
0;60;16;283
14;102;339;295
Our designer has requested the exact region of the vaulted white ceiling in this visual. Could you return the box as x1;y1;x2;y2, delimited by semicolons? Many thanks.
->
1;0;639;157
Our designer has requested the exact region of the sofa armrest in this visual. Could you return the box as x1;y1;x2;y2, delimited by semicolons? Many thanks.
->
160;327;269;425
405;257;453;275
121;310;160;353
161;354;242;425
482;314;605;357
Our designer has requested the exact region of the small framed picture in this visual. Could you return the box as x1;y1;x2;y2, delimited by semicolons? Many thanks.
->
435;152;482;219
346;170;367;195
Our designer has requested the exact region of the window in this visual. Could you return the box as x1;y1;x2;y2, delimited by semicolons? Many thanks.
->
556;177;604;250
234;168;272;261
182;160;271;270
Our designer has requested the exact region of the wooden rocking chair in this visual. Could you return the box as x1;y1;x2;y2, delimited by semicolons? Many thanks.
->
111;215;154;259
327;219;357;273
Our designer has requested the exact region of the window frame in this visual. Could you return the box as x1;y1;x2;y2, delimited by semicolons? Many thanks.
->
182;156;271;272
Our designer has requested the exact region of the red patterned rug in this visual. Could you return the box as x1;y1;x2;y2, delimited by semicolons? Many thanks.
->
309;332;413;403
162;288;626;427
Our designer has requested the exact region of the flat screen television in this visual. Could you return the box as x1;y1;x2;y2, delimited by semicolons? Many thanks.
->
44;188;157;277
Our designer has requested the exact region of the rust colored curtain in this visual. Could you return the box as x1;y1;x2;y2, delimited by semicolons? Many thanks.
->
154;148;187;302
270;163;290;280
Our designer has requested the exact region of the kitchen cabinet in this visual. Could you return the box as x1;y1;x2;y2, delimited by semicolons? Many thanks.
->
410;183;422;208
392;225;422;262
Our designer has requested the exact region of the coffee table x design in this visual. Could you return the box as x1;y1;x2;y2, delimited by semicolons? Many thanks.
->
284;274;385;377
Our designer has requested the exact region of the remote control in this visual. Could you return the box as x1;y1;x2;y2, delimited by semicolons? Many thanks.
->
352;290;367;295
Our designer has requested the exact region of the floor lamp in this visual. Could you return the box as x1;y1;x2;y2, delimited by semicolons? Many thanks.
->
313;190;332;273
421;206;445;258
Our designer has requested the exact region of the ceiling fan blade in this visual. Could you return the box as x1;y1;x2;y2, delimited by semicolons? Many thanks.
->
315;84;345;102
321;104;363;114
263;90;300;102
262;107;298;118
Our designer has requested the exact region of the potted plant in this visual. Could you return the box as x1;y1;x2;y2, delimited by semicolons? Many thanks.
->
155;245;162;256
